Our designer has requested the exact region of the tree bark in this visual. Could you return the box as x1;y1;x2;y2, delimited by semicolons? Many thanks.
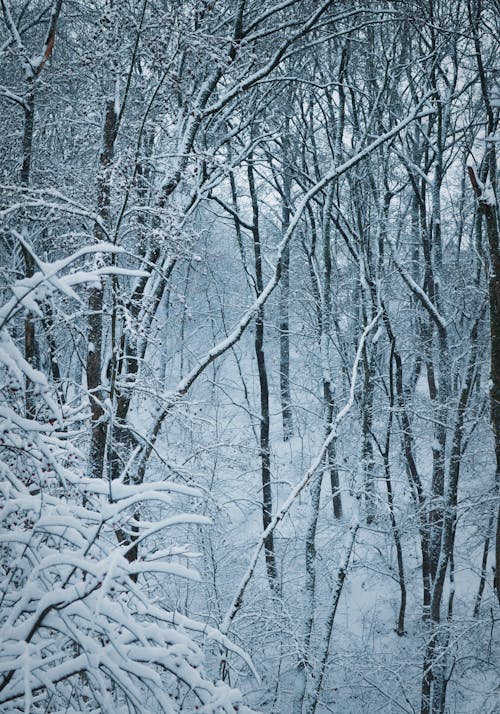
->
87;99;116;480
248;158;279;593
280;114;294;440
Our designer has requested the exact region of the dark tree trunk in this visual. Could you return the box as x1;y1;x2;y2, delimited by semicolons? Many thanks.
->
21;92;37;418
385;342;407;635
87;99;116;480
279;115;294;440
248;158;278;593
468;162;499;604
322;185;343;519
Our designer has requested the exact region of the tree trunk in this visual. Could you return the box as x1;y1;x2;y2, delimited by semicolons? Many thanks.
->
21;92;37;418
87;99;116;480
280;115;294;440
385;342;407;635
307;521;359;714
248;158;278;593
469;0;500;605
322;184;343;519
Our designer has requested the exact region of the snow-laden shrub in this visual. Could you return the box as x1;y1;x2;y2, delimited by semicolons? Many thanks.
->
0;242;255;713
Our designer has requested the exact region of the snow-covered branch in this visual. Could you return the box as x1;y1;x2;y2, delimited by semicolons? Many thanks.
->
220;310;381;634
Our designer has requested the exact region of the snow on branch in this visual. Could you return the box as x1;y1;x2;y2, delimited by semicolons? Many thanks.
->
138;102;434;475
220;310;381;635
0;242;257;713
388;240;447;333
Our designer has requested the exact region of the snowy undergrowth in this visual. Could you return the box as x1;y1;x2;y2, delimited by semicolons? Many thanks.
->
0;244;256;713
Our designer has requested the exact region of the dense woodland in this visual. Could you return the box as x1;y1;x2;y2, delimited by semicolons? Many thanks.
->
0;1;499;712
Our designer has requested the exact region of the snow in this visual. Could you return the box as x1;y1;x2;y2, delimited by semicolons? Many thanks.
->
481;180;497;207
1;5;498;712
